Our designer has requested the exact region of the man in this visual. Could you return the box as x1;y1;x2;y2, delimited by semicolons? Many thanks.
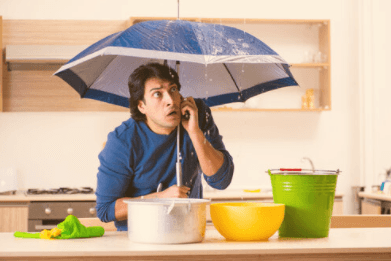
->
95;63;234;231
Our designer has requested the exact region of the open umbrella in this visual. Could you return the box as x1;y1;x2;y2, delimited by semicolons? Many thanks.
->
54;19;298;109
54;19;299;187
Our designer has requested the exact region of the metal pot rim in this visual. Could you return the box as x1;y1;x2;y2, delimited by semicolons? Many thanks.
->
124;198;211;205
267;169;341;175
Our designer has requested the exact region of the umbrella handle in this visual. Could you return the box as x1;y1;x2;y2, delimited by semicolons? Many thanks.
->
176;162;183;186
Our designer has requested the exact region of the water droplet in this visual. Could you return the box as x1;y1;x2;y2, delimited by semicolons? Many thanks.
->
227;39;236;44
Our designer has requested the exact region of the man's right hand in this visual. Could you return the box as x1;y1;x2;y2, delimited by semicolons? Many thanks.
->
159;185;190;198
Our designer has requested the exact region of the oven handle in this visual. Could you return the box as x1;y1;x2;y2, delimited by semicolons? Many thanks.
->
35;225;57;230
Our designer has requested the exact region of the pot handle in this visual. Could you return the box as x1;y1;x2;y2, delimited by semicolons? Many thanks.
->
167;201;175;215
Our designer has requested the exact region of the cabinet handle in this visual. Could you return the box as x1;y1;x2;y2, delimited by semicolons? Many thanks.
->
67;208;73;215
45;208;51;215
89;207;96;215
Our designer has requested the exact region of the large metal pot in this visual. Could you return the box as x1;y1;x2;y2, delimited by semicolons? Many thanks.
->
124;198;210;244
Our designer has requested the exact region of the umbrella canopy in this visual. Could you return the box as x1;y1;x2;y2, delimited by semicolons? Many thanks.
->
54;19;298;108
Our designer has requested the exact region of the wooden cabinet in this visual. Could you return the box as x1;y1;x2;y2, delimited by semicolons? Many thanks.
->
361;198;382;215
0;202;28;232
0;18;129;112
0;17;331;112
333;198;344;215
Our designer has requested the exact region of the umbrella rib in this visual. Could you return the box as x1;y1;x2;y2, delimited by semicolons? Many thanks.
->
223;63;243;100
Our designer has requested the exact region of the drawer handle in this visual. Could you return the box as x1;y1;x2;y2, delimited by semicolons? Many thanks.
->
67;208;73;215
89;207;96;215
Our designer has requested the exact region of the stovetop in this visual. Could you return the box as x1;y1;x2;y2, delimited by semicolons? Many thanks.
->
26;187;94;195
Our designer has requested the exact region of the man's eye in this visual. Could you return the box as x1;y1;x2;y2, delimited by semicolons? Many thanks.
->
171;87;178;93
153;92;161;98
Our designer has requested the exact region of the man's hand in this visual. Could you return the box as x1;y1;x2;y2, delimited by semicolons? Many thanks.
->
180;96;200;135
159;185;190;198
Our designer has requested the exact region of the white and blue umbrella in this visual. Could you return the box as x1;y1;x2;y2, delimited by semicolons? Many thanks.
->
54;19;298;108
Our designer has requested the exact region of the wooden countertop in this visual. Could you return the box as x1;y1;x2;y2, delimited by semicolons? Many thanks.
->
359;192;391;202
0;228;389;261
0;191;96;202
0;190;343;202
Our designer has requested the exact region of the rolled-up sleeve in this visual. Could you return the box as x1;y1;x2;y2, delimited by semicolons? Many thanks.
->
197;99;234;190
95;130;133;223
204;152;234;189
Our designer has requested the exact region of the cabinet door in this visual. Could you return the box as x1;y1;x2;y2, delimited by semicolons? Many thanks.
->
0;204;28;232
361;199;382;215
332;199;344;215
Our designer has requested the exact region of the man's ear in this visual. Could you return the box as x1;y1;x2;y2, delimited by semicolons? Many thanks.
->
138;100;146;114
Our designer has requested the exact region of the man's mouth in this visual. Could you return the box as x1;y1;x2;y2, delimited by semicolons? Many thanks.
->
167;110;178;116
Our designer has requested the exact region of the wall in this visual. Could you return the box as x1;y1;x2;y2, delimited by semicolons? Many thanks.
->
373;0;391;184
0;0;387;214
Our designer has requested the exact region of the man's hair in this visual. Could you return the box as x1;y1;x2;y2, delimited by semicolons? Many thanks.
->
128;62;181;121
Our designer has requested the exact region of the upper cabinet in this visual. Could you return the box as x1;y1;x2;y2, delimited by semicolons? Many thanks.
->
0;17;330;112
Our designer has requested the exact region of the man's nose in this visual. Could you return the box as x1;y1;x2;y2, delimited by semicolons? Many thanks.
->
163;92;175;105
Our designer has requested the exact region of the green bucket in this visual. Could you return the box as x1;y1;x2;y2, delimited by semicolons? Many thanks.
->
268;169;340;238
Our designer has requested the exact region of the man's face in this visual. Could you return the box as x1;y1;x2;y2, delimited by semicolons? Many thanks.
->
138;77;182;135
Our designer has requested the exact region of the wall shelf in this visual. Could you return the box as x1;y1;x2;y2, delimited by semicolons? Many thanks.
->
291;63;330;68
0;17;331;112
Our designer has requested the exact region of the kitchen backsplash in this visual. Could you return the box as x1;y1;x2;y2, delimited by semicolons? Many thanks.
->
0;111;345;193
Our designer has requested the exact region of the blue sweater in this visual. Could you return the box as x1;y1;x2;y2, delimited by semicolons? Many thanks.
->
95;99;234;231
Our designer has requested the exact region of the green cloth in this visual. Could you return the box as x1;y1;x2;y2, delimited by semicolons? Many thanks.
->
13;231;40;239
14;215;105;239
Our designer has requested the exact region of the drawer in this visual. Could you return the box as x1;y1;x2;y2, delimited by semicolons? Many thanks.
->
28;201;97;219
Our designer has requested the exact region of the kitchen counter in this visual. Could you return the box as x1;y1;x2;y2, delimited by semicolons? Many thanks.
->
358;192;391;214
0;227;390;261
359;191;391;202
0;189;343;202
0;191;96;202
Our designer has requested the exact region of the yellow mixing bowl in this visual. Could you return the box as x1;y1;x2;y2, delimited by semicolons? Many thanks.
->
210;202;285;241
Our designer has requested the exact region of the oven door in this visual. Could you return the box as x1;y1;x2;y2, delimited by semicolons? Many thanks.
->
28;201;97;232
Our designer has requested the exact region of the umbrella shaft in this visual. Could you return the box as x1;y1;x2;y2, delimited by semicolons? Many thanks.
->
176;162;183;186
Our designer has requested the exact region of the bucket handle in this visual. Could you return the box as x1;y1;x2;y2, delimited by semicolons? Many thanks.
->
187;199;191;213
267;169;341;174
166;200;193;215
167;201;175;215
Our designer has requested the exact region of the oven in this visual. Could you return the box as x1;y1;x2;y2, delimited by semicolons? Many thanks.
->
26;187;97;232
